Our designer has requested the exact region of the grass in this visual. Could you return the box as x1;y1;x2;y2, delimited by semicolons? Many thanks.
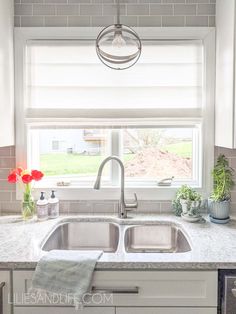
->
163;142;192;158
40;142;192;176
40;154;134;176
40;154;104;176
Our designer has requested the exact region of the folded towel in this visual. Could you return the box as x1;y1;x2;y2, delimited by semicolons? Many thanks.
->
31;250;102;308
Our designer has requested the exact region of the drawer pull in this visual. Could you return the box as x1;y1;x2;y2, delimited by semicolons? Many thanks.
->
0;282;5;314
91;286;139;294
232;288;236;297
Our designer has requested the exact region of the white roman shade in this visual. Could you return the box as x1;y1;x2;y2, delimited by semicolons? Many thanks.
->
26;40;203;110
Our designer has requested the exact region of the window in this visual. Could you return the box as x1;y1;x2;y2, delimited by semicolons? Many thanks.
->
15;28;215;200
29;126;199;186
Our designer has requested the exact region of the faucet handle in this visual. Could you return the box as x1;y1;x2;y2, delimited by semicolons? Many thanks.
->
125;193;138;210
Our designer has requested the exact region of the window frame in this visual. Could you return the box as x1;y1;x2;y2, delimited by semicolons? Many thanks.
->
15;27;215;201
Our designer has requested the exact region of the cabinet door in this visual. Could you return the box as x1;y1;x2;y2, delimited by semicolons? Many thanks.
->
14;307;114;314
215;0;236;148
0;270;11;314
116;308;217;314
0;0;14;147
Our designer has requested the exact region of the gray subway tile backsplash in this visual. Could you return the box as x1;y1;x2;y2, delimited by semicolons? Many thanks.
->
162;15;185;26
120;15;138;26
208;15;215;27
185;15;208;26
150;4;173;15
127;4;149;16
56;4;80;15
138;16;162;27
174;4;197;15
103;4;126;15
163;0;185;3
15;4;33;15
80;4;103;15
91;15;114;26
68;15;91;26
14;0;215;27
21;15;44;26
22;0;44;3
33;4;56;15
197;3;215;15
45;16;68;26
45;0;68;3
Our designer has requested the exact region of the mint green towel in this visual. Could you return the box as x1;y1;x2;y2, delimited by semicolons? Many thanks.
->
31;250;102;307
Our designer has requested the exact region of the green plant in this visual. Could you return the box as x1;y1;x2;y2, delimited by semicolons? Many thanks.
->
172;185;201;216
211;154;235;202
176;185;201;201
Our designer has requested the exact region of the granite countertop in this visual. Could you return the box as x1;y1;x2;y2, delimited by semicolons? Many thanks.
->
0;213;236;270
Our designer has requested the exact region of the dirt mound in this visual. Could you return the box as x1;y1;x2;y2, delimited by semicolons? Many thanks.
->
124;148;191;179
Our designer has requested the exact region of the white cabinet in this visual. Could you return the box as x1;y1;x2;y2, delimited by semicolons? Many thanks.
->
0;270;11;314
91;270;217;307
0;0;14;147
14;307;114;314
215;0;236;148
117;308;216;314
13;270;217;312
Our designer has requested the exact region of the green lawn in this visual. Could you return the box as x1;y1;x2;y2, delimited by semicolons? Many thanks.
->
40;154;103;176
163;142;192;158
40;154;135;176
40;142;192;176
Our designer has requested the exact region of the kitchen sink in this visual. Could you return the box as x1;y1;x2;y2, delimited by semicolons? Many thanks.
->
42;222;119;252
124;224;191;253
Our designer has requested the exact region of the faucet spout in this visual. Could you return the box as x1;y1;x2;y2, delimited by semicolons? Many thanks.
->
94;156;138;218
93;178;101;190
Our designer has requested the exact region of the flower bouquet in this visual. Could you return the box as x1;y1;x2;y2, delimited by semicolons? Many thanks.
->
8;168;44;220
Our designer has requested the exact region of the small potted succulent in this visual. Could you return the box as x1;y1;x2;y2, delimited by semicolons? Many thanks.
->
173;185;202;218
209;154;234;222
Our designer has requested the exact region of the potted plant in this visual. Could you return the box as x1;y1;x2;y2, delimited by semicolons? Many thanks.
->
209;154;235;221
173;185;202;217
7;167;44;220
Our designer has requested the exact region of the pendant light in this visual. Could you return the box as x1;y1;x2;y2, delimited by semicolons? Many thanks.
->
96;0;142;70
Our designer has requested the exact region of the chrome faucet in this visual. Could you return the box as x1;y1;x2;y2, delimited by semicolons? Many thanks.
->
94;156;138;218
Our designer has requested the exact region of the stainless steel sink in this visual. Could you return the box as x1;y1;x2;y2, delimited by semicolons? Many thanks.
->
125;224;191;253
42;222;119;252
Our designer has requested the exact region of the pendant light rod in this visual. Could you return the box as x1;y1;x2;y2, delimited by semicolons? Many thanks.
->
116;0;120;25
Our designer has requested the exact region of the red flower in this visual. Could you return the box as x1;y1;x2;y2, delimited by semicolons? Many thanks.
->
22;174;33;184
31;170;44;181
7;172;18;183
15;167;23;176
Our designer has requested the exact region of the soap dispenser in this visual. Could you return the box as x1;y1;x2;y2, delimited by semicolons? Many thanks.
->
36;192;48;221
48;190;59;219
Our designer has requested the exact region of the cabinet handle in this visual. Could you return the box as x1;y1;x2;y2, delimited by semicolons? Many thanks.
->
91;286;139;294
0;282;5;314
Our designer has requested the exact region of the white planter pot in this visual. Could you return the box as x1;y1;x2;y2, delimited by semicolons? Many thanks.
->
208;199;230;219
180;199;201;216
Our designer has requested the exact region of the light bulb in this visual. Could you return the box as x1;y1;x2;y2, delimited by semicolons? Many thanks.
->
112;31;126;48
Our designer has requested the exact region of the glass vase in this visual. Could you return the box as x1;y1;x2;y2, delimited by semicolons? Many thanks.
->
22;185;35;220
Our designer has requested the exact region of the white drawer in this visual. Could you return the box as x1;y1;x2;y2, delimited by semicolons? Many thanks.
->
116;307;217;314
13;270;217;307
14;307;114;314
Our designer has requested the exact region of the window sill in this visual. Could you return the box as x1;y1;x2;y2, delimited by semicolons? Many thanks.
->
16;185;206;202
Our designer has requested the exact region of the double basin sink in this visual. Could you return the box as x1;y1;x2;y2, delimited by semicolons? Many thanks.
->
42;221;191;254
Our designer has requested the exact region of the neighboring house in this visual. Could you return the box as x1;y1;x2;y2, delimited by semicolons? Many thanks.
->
39;129;106;155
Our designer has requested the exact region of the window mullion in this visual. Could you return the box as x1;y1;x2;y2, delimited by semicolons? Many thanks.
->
111;130;121;186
